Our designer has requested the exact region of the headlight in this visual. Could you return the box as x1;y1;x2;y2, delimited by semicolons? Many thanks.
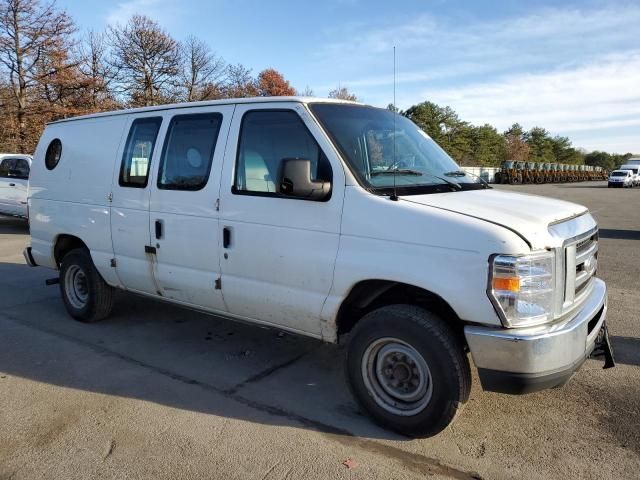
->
488;251;555;328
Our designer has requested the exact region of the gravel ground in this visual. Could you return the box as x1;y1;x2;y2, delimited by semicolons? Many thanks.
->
0;181;638;480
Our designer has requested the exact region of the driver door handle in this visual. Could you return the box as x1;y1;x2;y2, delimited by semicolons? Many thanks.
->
223;227;231;248
8;183;15;187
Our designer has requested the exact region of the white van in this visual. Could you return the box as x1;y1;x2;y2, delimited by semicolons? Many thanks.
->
24;97;614;437
619;164;640;186
608;169;634;188
0;153;32;217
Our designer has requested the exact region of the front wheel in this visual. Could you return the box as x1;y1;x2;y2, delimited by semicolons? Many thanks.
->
346;305;471;437
60;248;114;323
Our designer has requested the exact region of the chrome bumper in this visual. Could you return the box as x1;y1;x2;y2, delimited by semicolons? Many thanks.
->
464;278;607;393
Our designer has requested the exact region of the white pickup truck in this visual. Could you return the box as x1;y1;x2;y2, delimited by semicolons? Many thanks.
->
0;153;31;218
23;97;614;437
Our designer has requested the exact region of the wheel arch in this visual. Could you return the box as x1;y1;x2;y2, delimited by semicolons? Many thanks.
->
335;279;465;342
53;234;89;267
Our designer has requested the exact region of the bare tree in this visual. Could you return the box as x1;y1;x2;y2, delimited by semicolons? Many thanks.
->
180;35;225;102
109;14;181;106
0;0;75;152
328;85;358;102
297;85;314;97
76;30;116;110
222;63;258;98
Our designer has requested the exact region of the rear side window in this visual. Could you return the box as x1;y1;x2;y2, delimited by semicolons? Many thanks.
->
233;110;330;195
45;139;62;170
157;113;222;191
119;117;162;188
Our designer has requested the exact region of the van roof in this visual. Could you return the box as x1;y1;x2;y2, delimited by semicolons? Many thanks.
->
47;96;360;125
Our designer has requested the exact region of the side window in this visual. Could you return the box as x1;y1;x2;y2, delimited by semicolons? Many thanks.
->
0;158;27;179
14;159;30;179
234;110;331;195
0;159;14;178
119;117;162;188
158;113;222;191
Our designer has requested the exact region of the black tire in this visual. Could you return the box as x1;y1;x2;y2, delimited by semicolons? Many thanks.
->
346;305;471;437
59;248;114;323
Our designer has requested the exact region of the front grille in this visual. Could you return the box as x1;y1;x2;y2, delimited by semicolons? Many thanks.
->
564;230;598;309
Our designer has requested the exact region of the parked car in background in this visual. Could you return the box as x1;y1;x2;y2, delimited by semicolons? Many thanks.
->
23;97;614;437
0;153;32;217
619;165;640;186
608;169;634;188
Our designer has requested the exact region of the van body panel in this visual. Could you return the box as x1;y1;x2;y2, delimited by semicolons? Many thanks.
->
218;102;346;336
147;104;234;309
29;117;128;282
322;186;530;331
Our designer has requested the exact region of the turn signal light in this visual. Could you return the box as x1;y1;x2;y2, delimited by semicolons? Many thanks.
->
492;277;520;292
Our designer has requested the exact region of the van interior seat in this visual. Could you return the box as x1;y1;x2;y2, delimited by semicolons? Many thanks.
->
243;149;275;192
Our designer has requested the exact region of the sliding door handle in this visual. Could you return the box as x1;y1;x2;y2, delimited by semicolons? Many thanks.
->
223;227;231;248
155;219;163;239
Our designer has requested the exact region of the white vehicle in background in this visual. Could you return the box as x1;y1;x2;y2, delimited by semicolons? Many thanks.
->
608;170;634;188
619;165;640;186
0;153;32;218
23;97;614;437
625;158;640;166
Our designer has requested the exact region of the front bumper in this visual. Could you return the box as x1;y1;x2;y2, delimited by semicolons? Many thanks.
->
464;278;609;394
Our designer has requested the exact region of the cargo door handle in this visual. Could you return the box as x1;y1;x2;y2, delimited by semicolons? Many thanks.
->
155;219;163;239
223;227;231;248
8;183;15;187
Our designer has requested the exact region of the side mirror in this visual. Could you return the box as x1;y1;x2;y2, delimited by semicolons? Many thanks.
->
277;158;331;201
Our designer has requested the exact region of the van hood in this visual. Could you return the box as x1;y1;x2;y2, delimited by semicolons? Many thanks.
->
399;189;589;249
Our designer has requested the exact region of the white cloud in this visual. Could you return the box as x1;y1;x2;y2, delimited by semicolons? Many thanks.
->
106;0;183;27
312;4;640;153
423;52;640;152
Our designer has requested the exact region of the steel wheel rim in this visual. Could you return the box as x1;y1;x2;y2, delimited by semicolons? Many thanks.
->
361;337;433;416
64;265;89;309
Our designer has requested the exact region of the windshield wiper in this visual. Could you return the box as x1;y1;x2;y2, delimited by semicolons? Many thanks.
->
372;169;461;192
372;169;423;176
444;170;490;189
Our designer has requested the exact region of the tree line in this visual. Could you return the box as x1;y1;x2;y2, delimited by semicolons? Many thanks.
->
399;101;635;171
0;0;634;171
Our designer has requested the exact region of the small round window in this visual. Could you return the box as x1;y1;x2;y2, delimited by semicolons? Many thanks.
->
45;139;62;170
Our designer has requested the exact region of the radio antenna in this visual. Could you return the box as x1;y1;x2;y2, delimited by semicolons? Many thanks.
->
390;46;398;201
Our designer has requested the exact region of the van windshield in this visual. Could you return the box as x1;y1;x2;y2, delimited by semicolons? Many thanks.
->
611;171;628;177
309;103;487;195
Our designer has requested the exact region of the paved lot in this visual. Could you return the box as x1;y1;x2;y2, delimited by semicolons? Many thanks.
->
1;181;639;480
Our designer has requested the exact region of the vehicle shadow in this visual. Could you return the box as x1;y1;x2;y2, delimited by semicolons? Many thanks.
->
611;336;640;367
599;229;640;241
0;215;29;234
0;260;410;444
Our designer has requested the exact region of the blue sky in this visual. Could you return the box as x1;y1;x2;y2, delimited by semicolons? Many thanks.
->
59;0;639;154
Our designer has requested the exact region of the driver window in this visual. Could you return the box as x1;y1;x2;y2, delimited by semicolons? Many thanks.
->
234;110;330;194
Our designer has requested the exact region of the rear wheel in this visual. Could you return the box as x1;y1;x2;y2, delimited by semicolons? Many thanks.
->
346;305;471;437
60;248;114;323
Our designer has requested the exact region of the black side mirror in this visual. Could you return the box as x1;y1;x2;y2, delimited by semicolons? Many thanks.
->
277;158;331;201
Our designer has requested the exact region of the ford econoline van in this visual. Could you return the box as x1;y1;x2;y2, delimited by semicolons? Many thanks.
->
24;97;614;437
